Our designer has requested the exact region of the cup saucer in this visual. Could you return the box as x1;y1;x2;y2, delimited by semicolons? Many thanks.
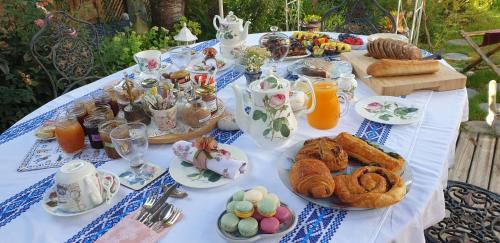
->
42;171;120;217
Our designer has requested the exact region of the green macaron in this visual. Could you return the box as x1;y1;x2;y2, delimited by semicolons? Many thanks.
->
257;198;278;217
232;190;245;201
238;217;258;237
234;201;254;218
226;201;238;213
220;213;240;233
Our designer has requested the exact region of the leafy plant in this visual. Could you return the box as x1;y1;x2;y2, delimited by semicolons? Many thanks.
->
303;14;321;24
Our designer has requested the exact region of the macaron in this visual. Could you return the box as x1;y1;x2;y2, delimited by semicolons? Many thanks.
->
234;201;254;218
252;210;265;221
244;189;263;205
257;198;278;217
275;205;291;223
263;193;280;207
220;213;240;233
260;217;280;234
232;190;245;201
226;201;238;213
238;217;258;237
253;186;268;196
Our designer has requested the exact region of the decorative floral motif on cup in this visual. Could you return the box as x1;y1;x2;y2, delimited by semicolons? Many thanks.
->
147;59;158;70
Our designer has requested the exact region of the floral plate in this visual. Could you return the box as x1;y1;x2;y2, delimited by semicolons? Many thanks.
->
355;96;423;125
42;171;120;217
276;139;413;210
169;144;249;189
186;57;232;74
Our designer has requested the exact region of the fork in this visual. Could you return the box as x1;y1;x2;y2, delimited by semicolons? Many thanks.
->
150;205;174;230
162;208;182;229
136;193;158;220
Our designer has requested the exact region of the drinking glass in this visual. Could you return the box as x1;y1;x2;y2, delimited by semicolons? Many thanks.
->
169;46;192;71
55;116;85;153
99;119;126;159
307;80;349;130
110;122;149;177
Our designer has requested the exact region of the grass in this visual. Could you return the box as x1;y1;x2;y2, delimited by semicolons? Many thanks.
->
428;8;500;121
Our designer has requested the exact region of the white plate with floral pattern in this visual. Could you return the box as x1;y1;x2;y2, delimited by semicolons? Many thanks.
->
169;144;249;189
355;96;423;125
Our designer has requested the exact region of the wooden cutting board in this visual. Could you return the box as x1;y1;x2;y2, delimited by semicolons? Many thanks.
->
340;51;467;96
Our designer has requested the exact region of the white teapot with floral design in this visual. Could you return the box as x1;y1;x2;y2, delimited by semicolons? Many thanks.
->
213;11;250;47
231;73;316;148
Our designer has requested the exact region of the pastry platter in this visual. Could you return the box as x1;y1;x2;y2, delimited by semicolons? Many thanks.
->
276;138;413;210
355;96;423;125
284;49;311;61
147;98;225;144
169;144;249;189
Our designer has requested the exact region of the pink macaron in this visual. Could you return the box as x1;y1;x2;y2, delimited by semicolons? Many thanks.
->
275;206;291;223
260;217;280;234
252;210;265;221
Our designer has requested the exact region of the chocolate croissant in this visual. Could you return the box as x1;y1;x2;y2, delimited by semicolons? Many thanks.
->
334;132;404;174
333;166;406;208
367;38;421;60
295;137;348;172
289;159;335;198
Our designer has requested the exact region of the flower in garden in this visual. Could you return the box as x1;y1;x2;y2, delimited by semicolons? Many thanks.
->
366;102;382;111
269;93;286;108
147;59;158;70
34;19;45;28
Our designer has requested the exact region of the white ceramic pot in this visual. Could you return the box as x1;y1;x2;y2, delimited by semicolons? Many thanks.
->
151;106;177;131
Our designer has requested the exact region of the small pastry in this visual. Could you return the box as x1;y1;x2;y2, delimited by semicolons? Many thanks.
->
263;193;280;208
226;201;238;213
252;210;265;221
234;201;254;218
289;158;336;198
232;190;245;201
295;137;349;172
238;217;259;237
260;217;280;234
220;213;240;233
253;186;268;197
244;189;263;205
257;198;278;217
275;206;292;223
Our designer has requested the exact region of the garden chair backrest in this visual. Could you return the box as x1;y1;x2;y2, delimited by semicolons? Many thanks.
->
321;0;396;35
30;11;104;98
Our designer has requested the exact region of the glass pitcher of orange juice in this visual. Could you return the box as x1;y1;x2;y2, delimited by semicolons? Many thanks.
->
307;80;349;130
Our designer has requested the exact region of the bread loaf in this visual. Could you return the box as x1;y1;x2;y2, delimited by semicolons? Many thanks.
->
367;59;440;77
367;38;422;60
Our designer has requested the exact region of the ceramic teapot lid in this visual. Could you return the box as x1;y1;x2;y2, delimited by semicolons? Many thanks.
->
250;72;289;91
222;11;241;24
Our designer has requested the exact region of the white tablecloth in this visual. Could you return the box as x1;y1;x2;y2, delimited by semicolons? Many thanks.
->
0;33;467;243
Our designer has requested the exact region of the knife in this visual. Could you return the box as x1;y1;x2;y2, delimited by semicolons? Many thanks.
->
139;183;178;223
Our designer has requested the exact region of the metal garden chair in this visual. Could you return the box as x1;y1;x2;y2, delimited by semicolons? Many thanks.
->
321;0;396;35
30;11;105;98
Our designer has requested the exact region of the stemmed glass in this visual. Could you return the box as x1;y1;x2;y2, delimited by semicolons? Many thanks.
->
110;122;149;178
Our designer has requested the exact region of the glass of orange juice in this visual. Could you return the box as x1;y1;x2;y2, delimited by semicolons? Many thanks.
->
307;80;349;130
55;116;85;153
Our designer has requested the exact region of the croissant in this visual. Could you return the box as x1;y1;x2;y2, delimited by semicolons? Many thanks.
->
295;137;348;172
333;166;406;208
367;38;421;60
334;132;404;174
289;159;335;198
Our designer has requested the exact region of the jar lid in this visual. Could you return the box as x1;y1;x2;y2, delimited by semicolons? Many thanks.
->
170;70;190;79
141;78;158;88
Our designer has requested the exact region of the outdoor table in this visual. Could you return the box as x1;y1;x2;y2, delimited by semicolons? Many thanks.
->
0;33;468;242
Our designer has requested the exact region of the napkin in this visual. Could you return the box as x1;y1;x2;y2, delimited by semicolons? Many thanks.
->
96;210;183;243
172;141;247;179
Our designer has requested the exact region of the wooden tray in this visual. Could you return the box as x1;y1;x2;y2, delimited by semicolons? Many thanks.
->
148;99;225;144
341;50;467;96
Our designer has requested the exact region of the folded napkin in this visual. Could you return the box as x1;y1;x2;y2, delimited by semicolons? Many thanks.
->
96;210;183;243
173;140;247;179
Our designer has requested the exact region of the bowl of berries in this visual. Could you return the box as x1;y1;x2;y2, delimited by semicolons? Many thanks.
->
338;34;365;50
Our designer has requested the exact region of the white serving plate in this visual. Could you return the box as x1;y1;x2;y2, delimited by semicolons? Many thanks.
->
355;96;423;125
42;171;120;216
276;139;413;210
169;144;248;189
285;49;311;60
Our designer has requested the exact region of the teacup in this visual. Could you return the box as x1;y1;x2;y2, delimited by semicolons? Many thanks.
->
134;50;162;74
54;160;113;213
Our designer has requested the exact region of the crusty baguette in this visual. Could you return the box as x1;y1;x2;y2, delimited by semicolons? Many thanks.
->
367;59;440;77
